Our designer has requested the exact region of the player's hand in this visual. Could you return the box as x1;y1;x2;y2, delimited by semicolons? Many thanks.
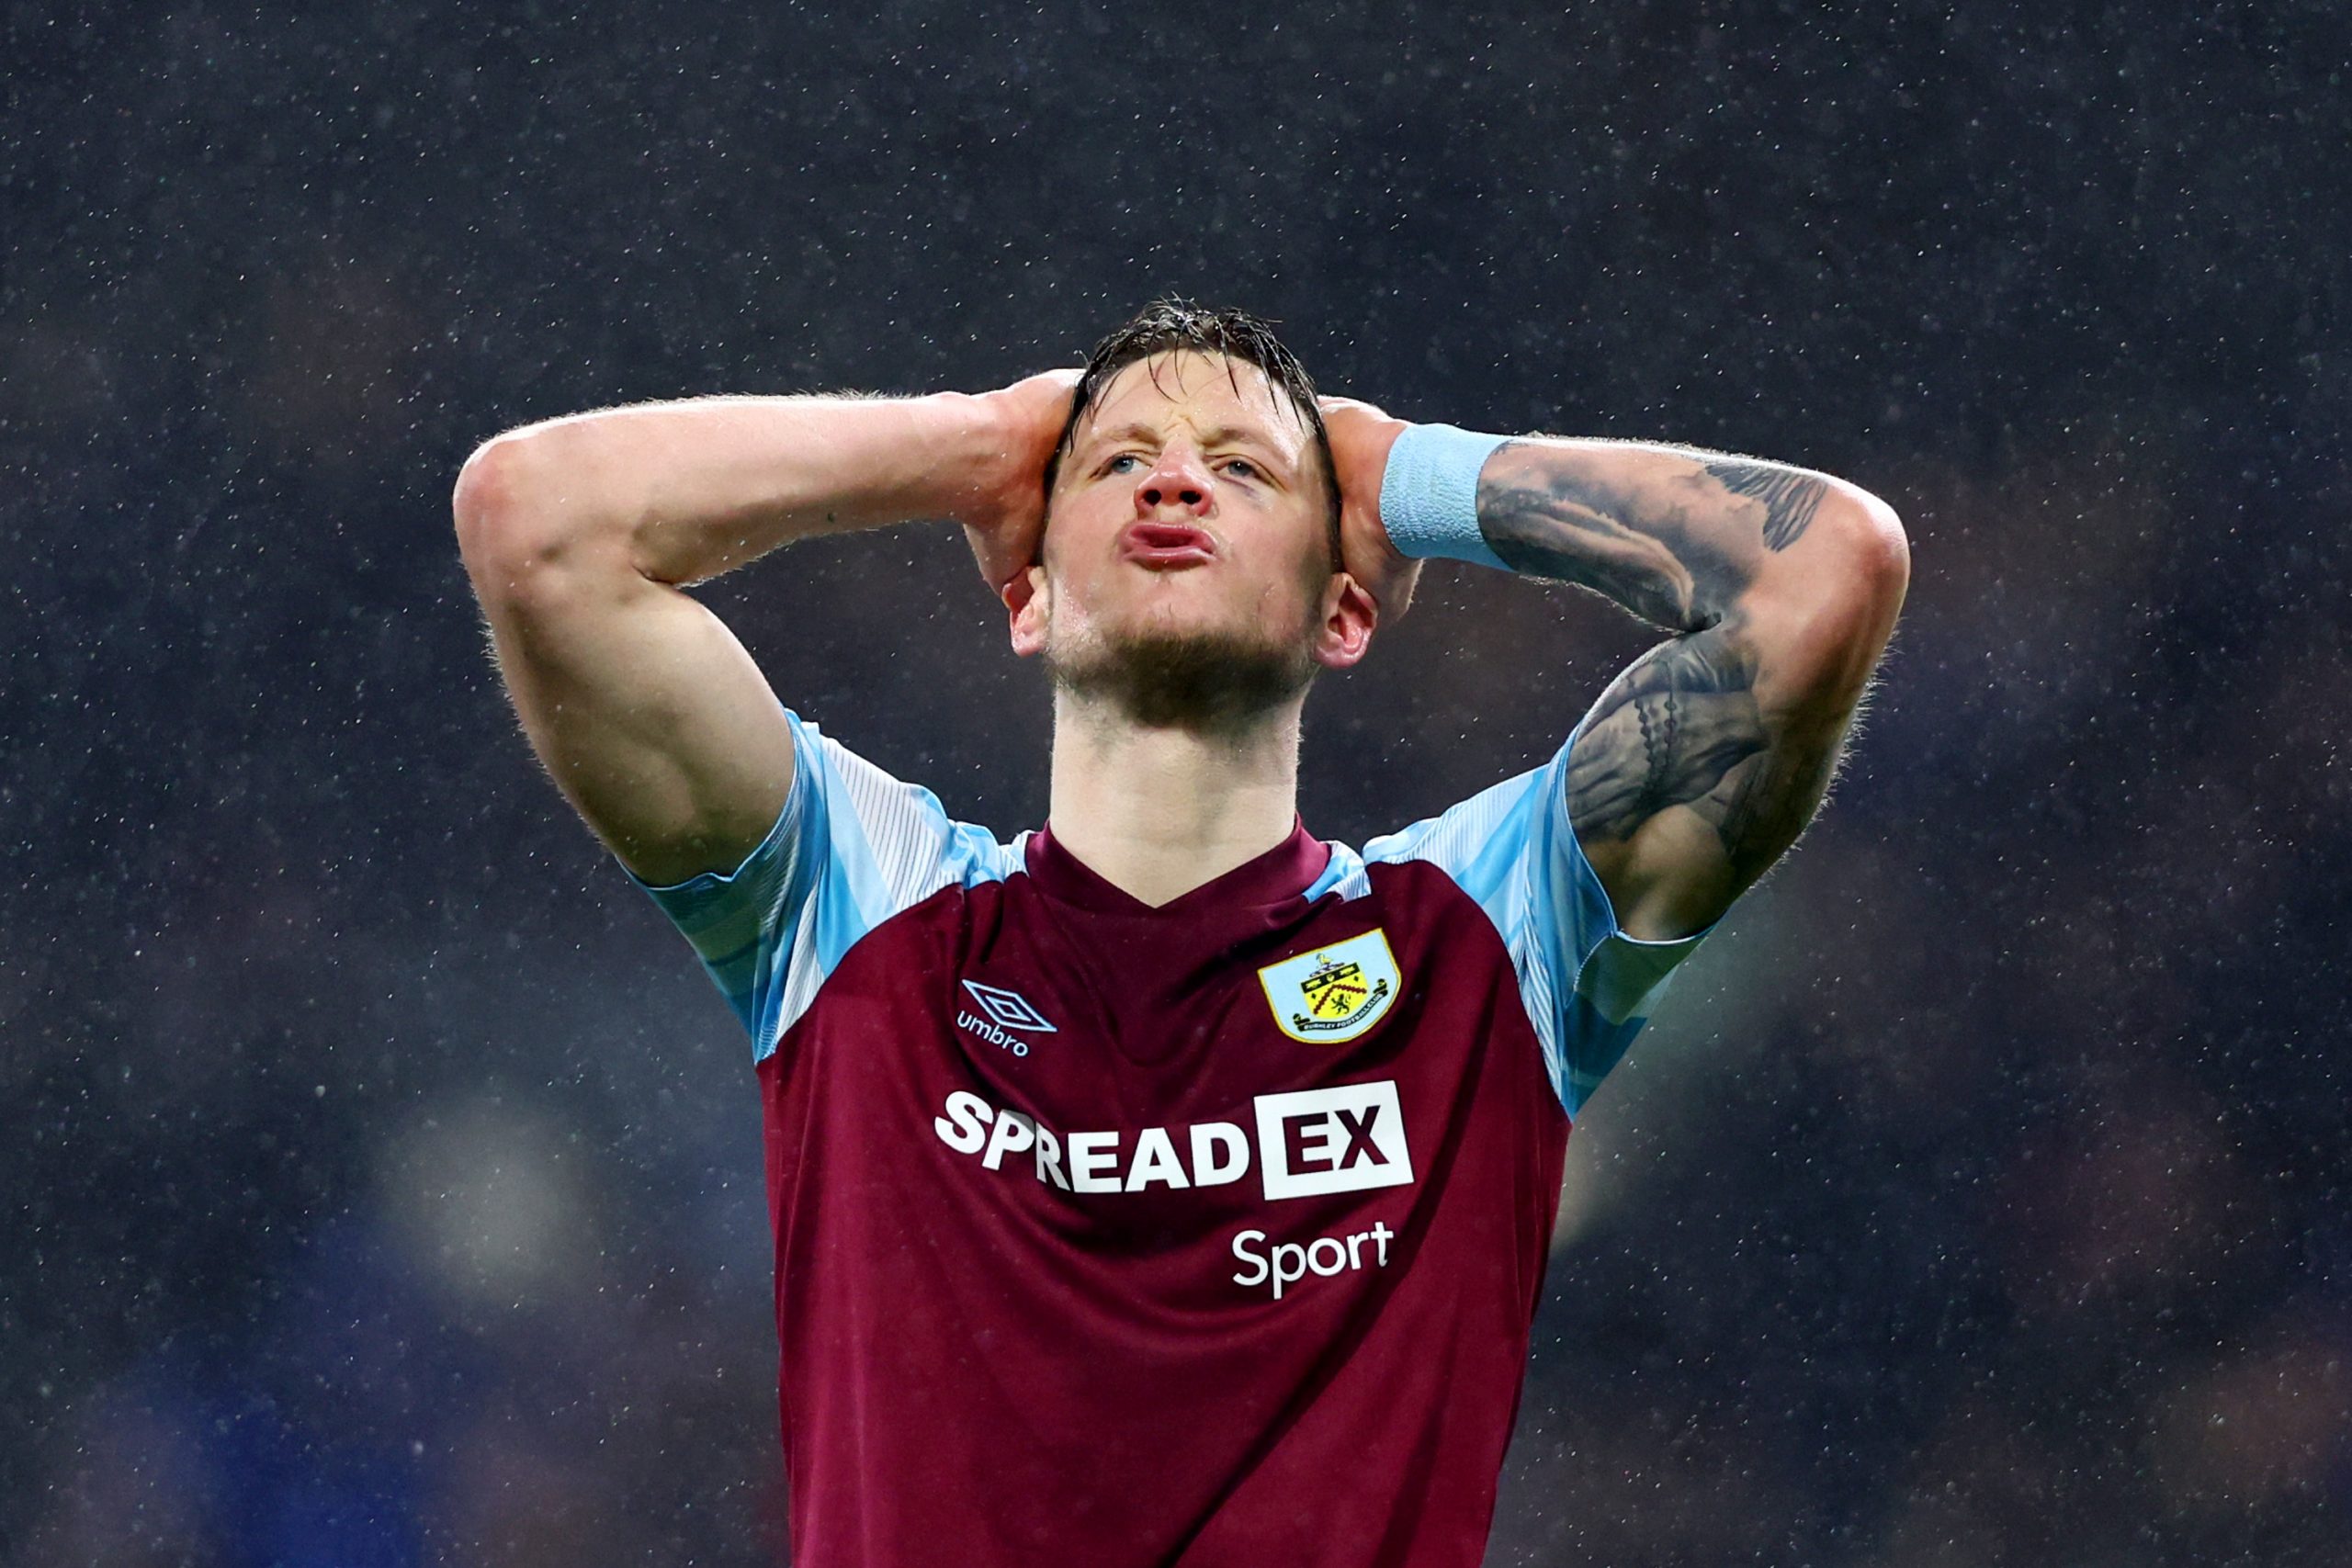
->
958;368;1081;598
1318;397;1423;621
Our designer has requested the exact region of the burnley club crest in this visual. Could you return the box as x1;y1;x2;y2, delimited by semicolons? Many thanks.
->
1258;930;1401;1043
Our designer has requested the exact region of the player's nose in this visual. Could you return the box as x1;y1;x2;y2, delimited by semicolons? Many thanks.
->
1134;446;1213;517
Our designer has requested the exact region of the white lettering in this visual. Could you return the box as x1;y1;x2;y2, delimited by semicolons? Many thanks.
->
1231;1230;1271;1289
929;1087;1408;1204
1033;1124;1069;1190
1125;1126;1191;1191
1270;1241;1309;1297
1067;1130;1122;1193
1229;1221;1396;1301
981;1110;1035;1171
934;1091;992;1154
1190;1122;1249;1187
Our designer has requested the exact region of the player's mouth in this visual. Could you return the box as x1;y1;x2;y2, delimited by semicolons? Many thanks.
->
1119;522;1218;570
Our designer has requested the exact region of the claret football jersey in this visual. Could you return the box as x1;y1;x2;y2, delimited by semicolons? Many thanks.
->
628;707;1716;1568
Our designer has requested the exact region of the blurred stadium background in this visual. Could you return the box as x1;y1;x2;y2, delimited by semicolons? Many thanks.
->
5;4;2345;1563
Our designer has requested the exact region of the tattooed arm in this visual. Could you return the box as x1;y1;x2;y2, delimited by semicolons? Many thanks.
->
1324;405;1910;944
1479;438;1909;940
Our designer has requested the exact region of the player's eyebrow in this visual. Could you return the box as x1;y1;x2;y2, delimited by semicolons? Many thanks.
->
1085;421;1298;474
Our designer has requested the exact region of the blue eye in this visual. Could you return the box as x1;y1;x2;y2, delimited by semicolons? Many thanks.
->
1106;454;1142;474
1225;459;1260;480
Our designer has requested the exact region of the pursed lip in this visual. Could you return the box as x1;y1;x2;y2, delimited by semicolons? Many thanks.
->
1118;521;1219;570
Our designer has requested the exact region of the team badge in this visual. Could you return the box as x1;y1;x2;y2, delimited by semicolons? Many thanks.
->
1258;930;1401;1043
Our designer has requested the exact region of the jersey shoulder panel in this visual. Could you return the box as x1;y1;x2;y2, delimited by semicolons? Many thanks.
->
1359;700;1723;1115
625;708;1018;1061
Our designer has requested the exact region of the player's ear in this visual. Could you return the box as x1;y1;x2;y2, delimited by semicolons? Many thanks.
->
1311;571;1377;671
1006;564;1049;658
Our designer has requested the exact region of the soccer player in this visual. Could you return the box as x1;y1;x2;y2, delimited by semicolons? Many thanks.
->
453;300;1908;1566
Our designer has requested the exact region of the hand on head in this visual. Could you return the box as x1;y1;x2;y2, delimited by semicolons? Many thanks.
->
957;368;1082;609
1317;396;1422;622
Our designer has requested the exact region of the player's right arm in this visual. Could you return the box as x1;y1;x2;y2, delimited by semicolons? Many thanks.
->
452;373;1074;886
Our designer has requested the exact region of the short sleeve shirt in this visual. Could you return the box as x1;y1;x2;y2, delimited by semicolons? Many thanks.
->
630;707;1717;1568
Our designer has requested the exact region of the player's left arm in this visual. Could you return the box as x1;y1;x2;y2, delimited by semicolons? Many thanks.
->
1324;403;1910;944
1476;439;1909;941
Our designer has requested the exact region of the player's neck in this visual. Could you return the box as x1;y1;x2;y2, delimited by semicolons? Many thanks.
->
1046;692;1304;908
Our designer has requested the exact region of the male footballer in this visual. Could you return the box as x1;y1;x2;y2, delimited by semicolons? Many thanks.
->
453;299;1909;1566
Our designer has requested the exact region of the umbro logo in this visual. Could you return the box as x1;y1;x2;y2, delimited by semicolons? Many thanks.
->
957;980;1055;1057
961;981;1056;1032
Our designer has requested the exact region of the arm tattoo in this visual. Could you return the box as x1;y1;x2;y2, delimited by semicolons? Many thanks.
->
1476;444;1837;631
1474;437;1868;913
1476;463;1741;630
1702;459;1827;552
1568;617;1835;893
1568;629;1767;845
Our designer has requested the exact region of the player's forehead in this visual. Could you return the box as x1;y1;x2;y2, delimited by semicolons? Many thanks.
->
1076;350;1310;458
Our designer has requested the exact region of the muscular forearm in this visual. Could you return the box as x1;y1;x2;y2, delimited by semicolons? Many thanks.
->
1484;434;1906;901
1346;409;1907;936
1472;437;1895;633
456;391;1007;587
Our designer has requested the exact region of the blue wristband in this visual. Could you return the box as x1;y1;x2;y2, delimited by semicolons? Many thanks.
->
1377;423;1512;570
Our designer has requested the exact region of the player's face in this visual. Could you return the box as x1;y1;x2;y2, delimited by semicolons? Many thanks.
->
1010;351;1372;702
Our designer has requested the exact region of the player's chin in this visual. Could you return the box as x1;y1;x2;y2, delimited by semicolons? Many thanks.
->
1122;597;1277;649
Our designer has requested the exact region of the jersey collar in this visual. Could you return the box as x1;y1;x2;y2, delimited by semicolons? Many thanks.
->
1024;818;1331;917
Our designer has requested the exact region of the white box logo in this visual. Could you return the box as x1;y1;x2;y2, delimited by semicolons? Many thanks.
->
1253;1080;1413;1201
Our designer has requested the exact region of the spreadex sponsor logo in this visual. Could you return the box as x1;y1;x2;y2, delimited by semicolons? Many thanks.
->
932;1080;1413;1203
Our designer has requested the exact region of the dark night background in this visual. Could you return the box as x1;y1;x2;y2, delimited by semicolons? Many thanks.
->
6;3;2346;1563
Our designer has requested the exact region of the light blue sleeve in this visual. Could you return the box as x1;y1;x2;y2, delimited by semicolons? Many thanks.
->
1362;704;1723;1116
624;710;1017;1063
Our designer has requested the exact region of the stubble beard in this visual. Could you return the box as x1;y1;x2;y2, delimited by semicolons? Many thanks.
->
1046;613;1320;737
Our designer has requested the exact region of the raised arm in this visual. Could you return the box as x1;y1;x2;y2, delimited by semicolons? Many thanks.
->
1325;406;1910;942
451;372;1073;886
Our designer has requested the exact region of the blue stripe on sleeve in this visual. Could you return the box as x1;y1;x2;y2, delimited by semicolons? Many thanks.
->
626;709;1017;1063
1362;700;1721;1115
